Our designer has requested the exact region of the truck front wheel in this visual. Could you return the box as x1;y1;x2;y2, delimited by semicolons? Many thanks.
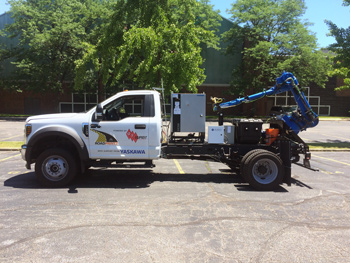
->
242;150;284;191
35;148;77;187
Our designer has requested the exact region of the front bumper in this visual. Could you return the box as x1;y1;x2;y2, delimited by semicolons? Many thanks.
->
20;145;26;161
21;145;31;169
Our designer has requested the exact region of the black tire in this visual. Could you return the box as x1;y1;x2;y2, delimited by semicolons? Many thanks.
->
242;150;284;191
35;148;78;187
240;149;268;180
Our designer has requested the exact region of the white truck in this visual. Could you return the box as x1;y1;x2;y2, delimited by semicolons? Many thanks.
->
21;72;318;191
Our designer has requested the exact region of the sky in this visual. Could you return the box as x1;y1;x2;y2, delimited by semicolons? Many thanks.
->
0;0;349;48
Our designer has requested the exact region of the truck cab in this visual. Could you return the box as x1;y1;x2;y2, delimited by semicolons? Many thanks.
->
88;90;162;160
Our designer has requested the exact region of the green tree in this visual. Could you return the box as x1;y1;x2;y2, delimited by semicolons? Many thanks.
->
326;0;350;90
224;0;330;94
75;0;222;95
1;0;112;92
0;31;6;73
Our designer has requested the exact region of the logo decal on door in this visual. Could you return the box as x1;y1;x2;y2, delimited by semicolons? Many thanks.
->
126;129;147;143
126;129;138;142
91;129;118;145
121;149;146;154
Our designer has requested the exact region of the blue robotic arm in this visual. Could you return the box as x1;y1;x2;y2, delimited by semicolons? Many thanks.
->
212;72;319;134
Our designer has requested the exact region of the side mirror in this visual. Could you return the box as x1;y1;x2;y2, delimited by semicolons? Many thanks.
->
95;104;104;121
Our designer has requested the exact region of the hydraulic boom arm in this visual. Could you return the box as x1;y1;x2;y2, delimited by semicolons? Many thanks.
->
212;72;319;134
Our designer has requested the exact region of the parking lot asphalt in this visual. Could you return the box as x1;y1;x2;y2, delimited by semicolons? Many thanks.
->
1;151;350;262
0;120;24;144
298;120;350;144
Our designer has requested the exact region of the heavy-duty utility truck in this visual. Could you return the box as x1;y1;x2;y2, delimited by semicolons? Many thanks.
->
21;72;318;191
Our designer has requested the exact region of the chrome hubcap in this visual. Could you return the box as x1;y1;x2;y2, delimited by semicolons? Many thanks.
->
42;156;68;181
252;158;278;184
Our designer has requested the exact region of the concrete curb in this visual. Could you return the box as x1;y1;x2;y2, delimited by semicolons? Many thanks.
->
0;148;20;151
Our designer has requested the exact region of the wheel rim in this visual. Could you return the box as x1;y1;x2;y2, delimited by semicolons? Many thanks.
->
252;158;278;184
42;155;69;181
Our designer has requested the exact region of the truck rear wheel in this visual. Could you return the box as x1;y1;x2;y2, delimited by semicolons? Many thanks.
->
35;148;77;187
242;150;284;191
240;149;267;178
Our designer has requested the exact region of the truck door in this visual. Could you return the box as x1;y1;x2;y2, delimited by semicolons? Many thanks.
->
89;94;154;159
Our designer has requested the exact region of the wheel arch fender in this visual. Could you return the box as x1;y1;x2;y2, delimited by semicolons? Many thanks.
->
26;126;89;164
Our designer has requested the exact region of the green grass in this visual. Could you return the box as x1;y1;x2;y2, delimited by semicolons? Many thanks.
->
0;141;23;148
309;142;350;151
318;116;350;121
0;114;29;118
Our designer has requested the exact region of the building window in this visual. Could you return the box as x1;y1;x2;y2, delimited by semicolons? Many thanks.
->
124;99;143;116
59;93;98;113
272;87;331;116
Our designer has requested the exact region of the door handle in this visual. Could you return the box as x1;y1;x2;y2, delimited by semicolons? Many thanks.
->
135;124;146;129
91;124;101;128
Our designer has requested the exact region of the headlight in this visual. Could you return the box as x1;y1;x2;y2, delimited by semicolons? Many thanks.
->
25;124;32;137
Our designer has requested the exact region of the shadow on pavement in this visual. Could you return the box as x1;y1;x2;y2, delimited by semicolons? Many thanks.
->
290;178;313;189
4;170;241;189
3;168;309;193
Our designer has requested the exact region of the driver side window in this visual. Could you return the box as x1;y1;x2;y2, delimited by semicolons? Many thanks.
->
102;94;153;121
